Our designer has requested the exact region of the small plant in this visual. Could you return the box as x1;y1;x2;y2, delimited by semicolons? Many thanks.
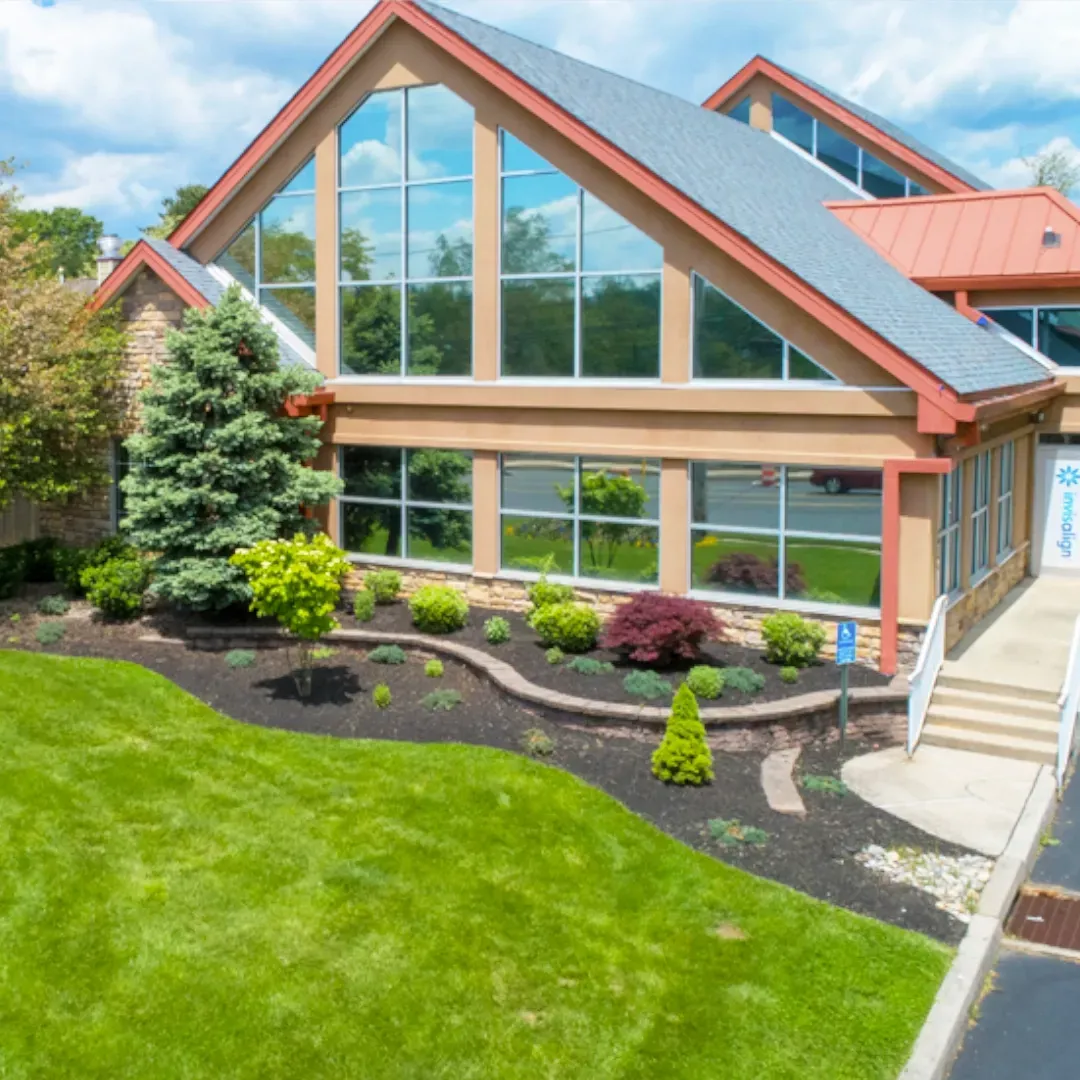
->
36;594;70;617
353;588;375;623
409;584;469;634
652;684;713;785
311;646;337;661
368;644;407;665
364;568;402;604
685;665;724;700
545;646;565;665
526;571;574;623
34;621;66;646
623;669;673;700
9;613;20;624
530;602;600;653
55;536;135;597
422;689;462;712
761;611;827;669
602;592;722;666
225;649;257;669
566;656;615;676
779;666;799;685
484;616;511;645
81;556;152;619
709;819;768;846
722;666;766;695
522;728;555;757
373;683;392;709
424;658;444;678
802;775;848;796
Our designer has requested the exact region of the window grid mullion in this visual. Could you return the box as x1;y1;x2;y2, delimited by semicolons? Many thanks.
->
399;450;408;559
778;466;788;599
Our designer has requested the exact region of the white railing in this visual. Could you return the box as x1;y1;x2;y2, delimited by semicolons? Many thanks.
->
1057;615;1080;789
907;594;949;755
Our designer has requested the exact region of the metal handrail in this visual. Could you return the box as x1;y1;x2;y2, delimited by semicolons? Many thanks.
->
1057;614;1080;789
907;594;949;755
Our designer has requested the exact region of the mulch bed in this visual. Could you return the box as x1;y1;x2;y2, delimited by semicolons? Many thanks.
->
341;600;894;706
4;602;968;946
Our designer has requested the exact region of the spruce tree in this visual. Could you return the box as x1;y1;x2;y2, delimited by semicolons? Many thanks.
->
121;287;342;612
652;684;714;786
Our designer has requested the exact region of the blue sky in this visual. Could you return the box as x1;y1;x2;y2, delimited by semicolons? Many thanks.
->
4;0;1079;240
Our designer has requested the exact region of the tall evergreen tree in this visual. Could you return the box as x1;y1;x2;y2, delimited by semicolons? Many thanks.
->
121;287;342;612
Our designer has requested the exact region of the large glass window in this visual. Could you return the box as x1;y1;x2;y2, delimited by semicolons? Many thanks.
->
500;132;662;379
693;274;836;381
971;451;991;580
338;85;474;377
937;465;963;596
690;462;882;608
339;446;473;565
997;441;1015;559
500;454;660;584
218;160;316;348
983;307;1080;368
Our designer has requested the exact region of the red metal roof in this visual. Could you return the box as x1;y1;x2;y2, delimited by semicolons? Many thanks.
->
828;188;1080;290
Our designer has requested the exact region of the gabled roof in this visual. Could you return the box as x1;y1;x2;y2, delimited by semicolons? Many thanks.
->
703;56;989;194
829;188;1080;290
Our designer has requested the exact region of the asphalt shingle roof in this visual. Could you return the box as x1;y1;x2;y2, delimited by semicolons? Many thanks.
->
417;0;1046;395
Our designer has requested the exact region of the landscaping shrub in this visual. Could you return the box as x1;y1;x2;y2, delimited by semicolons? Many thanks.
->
602;592;722;666
353;588;375;623
522;728;555;757
722;666;766;695
803;775;848;796
530;602;600;653
484;616;511;645
373;684;392;709
424;658;444;678
545;647;565;665
685;665;724;700
709;819;768;846
364;569;402;605
422;689;462;712
761;611;827;668
780;665;799;684
566;656;614;676
311;646;336;661
0;545;26;600
525;571;575;624
369;644;407;665
55;536;135;596
623;669;673;700
409;584;469;634
18;538;58;583
82;556;152;619
705;552;805;596
652;684;713;786
34;621;66;646
226;649;257;669
36;594;70;616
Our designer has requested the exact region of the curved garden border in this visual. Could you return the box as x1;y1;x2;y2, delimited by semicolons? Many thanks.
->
186;625;908;731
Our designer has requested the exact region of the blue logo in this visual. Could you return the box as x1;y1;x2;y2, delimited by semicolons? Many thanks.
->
1059;466;1080;487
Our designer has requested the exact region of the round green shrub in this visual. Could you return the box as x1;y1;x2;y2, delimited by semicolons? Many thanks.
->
409;585;469;634
34;621;66;646
226;649;257;669
780;666;799;685
424;658;444;678
652;683;714;786
422;689;462;712
761;611;827;668
373;683;392;709
364;569;402;605
522;728;555;757
685;665;724;700
722;666;766;695
545;647;565;665
36;594;70;617
483;615;511;645
81;557;151;619
18;538;58;584
56;537;136;597
623;669;673;700
368;644;407;665
526;576;575;623
353;588;376;623
530;602;600;653
566;656;614;676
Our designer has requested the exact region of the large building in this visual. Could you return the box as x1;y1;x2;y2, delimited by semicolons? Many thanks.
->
70;0;1080;673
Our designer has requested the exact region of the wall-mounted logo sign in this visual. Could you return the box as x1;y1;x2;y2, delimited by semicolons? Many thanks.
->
1038;449;1080;572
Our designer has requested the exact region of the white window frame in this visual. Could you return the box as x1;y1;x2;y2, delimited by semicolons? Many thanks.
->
982;305;1080;370
970;451;991;581
937;464;963;597
997;440;1015;560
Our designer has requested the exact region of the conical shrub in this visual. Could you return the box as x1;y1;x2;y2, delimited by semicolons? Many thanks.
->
651;683;714;786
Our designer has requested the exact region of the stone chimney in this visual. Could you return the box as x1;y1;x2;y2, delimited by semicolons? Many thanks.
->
96;234;123;284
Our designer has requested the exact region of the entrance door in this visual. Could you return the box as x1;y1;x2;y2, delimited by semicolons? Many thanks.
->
1034;437;1080;574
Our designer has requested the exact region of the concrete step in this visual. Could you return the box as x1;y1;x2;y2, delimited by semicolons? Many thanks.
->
924;703;1059;743
936;671;1059;704
931;685;1059;722
920;723;1057;765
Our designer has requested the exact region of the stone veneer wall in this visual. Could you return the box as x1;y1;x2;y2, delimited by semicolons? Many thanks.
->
345;563;924;672
945;543;1029;651
36;270;186;547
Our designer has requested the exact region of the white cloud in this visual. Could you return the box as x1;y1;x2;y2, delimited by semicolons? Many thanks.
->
18;151;176;216
974;135;1080;191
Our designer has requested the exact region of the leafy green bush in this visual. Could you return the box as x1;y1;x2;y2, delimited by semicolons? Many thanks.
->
484;616;511;645
709;819;768;846
566;656;614;676
373;684;391;709
34;621;66;646
522;728;555;757
424;658;444;678
353;588;375;623
409;584;469;634
526;574;574;623
530;602;600;653
19;538;58;583
368;644;407;665
0;545;27;600
623;669;673;700
311;646;336;661
545;647;565;665
761;611;827;668
780;666;799;685
364;569;402;605
82;557;151;619
685;665;724;700
55;537;135;597
802;775;848;796
36;594;70;617
226;649;256;669
652;684;713;786
422;689;462;712
722;666;766;695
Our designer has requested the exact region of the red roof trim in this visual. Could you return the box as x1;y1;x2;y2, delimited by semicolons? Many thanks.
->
88;240;211;313
703;56;977;195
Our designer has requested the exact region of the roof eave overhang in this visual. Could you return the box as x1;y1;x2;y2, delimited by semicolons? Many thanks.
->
919;274;1080;292
88;240;211;313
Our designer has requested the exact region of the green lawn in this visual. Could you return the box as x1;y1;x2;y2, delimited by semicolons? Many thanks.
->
0;651;947;1079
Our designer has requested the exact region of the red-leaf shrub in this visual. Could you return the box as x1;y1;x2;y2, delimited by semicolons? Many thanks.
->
705;552;806;596
602;592;723;666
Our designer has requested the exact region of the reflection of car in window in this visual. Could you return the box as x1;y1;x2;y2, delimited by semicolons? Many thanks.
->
809;468;883;495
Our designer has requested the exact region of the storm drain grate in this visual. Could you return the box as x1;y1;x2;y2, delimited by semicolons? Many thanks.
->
1007;890;1080;950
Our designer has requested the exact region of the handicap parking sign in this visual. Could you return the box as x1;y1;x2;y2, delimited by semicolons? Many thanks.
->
836;621;857;666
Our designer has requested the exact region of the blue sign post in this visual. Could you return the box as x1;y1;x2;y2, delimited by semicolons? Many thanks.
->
836;621;857;746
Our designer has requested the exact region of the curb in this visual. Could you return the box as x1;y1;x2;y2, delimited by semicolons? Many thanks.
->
184;624;908;730
898;765;1058;1080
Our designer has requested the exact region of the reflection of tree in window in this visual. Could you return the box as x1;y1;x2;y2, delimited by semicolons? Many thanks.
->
558;468;648;572
502;205;574;274
260;221;314;284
